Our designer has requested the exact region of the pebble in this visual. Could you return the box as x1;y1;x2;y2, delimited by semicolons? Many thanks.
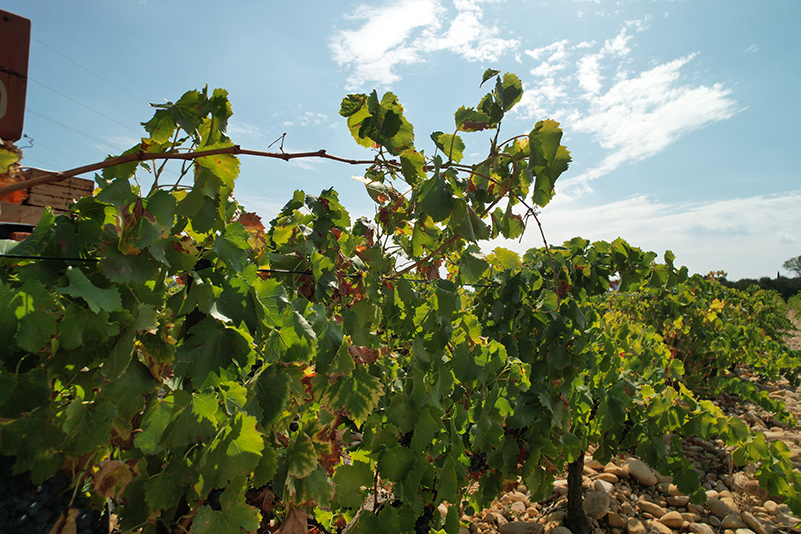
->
742;511;772;534
763;501;778;514
689;523;716;534
660;511;684;528
598;473;619;484
509;491;528;503
607;512;626;528
512;502;527;515
637;499;667;518
594;480;615;494
552;527;572;534
605;463;629;478
649;521;673;534
627;518;646;534
707;498;736;519
586;459;606;471
584;491;611;519
491;512;509;526
623;459;658;486
721;514;748;529
666;496;690;507
500;522;545;534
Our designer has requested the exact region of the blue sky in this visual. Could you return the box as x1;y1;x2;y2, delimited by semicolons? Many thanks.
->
5;0;800;279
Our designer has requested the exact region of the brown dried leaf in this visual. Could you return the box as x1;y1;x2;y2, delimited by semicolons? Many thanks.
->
348;345;380;365
274;505;308;534
247;487;276;515
93;460;134;498
48;508;79;534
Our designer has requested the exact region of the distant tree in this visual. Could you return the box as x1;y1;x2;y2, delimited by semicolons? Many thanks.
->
784;255;801;277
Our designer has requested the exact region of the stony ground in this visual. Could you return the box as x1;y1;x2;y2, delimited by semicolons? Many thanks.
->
457;314;801;534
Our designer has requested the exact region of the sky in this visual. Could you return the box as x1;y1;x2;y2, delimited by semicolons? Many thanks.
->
3;0;800;280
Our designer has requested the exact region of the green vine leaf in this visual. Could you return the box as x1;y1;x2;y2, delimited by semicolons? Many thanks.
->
317;366;382;426
192;490;261;534
175;319;254;387
57;267;123;314
286;433;318;479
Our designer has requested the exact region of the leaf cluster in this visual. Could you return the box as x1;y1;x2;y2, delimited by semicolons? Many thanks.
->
0;72;799;534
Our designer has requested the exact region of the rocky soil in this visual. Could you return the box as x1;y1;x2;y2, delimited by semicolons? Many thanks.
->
455;315;801;534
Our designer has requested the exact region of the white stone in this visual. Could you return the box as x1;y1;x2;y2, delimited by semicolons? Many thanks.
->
605;463;629;478
584;491;611;519
607;512;626;528
660;511;685;529
637;499;667;518
509;491;529;503
666;495;690;507
623;458;658;486
742;511;771;534
689;523;716;534
721;514;747;530
627;518;646;534
706;498;736;519
586;458;606;470
500;522;545;534
650;521;674;534
594;479;615;494
598;473;619;483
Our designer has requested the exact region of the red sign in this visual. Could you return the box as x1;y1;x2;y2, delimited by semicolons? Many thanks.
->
0;10;31;141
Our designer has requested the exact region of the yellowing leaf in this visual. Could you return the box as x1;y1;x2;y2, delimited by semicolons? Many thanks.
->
92;460;134;498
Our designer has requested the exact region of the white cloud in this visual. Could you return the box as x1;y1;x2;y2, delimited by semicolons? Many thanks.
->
516;21;738;195
331;0;518;89
493;191;801;280
745;44;760;54
227;121;263;139
526;39;570;77
330;0;441;88
280;111;331;130
564;55;738;191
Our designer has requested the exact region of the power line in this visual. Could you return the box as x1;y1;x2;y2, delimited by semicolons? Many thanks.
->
31;37;149;107
25;108;127;152
16;156;59;170
29;140;93;165
28;77;143;135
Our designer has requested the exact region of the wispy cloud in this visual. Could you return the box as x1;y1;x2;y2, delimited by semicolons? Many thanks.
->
282;111;330;128
228;122;263;139
330;0;518;89
516;21;738;195
497;190;801;279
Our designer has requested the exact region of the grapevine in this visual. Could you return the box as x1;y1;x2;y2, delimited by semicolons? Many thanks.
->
0;71;799;534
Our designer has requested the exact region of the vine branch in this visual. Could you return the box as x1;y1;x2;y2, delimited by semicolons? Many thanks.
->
0;146;378;197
